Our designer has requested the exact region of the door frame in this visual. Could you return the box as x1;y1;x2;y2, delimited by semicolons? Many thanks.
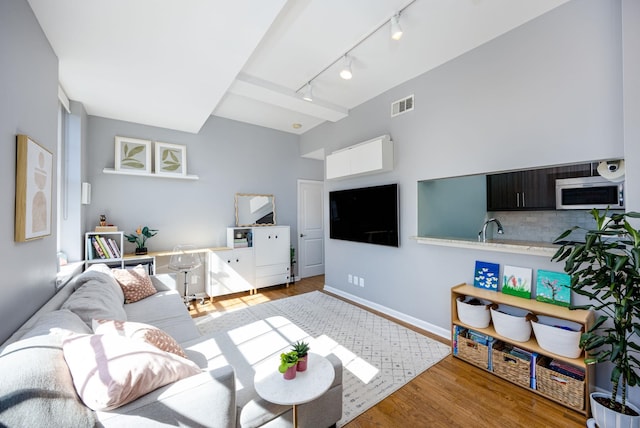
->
297;179;325;280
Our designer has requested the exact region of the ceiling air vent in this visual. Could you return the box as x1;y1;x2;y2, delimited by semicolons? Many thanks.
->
391;94;414;117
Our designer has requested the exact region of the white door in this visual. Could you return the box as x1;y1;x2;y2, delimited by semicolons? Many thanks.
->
297;180;324;278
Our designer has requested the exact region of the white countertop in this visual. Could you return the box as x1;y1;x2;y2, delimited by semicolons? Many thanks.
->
412;236;559;257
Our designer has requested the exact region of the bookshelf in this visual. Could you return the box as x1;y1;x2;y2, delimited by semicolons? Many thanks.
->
84;231;125;269
451;283;594;415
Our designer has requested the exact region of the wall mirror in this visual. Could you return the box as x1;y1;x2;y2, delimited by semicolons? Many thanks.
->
235;193;276;226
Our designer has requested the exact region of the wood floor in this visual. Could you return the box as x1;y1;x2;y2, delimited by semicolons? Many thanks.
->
189;276;588;428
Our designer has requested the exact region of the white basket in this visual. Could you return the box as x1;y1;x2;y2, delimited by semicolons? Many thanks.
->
490;304;532;342
456;296;492;329
532;315;582;358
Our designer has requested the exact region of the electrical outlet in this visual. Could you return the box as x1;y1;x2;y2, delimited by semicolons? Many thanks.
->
348;274;353;283
359;277;364;287
353;276;359;285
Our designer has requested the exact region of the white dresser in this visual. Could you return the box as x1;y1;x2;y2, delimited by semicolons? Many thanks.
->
207;226;290;297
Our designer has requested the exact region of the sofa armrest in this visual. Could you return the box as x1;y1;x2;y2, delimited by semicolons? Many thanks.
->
96;365;236;428
150;275;173;292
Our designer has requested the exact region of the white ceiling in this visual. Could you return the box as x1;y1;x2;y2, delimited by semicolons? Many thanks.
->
28;0;570;135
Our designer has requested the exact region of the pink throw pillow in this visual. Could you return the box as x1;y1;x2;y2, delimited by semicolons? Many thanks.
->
62;334;201;411
112;265;156;303
93;319;187;358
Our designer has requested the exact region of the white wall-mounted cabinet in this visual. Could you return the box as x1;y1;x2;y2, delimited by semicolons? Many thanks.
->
326;135;393;180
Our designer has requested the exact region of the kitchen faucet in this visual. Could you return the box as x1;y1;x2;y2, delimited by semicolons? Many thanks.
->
478;218;504;242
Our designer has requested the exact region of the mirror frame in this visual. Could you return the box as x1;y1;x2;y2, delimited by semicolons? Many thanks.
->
235;193;276;227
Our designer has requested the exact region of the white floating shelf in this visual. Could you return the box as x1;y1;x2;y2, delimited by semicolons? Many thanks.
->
103;168;199;180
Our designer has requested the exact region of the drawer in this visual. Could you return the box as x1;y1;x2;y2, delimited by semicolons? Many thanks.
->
255;273;290;288
255;263;289;277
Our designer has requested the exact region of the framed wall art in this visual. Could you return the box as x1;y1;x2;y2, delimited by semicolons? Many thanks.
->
155;142;187;177
114;136;152;173
15;134;53;242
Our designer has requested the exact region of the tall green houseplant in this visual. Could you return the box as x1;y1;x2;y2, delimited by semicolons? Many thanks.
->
553;209;640;416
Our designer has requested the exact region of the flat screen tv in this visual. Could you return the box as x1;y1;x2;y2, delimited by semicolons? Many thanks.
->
329;183;399;247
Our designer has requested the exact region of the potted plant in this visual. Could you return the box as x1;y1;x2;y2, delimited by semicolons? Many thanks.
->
124;226;158;255
292;340;310;372
552;208;640;427
279;351;299;380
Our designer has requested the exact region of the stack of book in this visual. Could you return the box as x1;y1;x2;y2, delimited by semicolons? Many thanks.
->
467;329;493;346
508;346;533;362
234;238;249;248
548;359;585;381
88;235;121;259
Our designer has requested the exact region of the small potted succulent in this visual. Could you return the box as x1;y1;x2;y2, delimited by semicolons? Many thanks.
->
279;351;299;380
292;340;310;372
124;226;158;255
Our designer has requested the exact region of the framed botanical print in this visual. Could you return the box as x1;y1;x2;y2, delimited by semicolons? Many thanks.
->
155;142;187;177
114;136;152;173
15;134;53;241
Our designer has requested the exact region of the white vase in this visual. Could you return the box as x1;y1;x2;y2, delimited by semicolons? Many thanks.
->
591;392;640;428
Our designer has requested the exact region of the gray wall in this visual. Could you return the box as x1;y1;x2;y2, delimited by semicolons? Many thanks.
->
0;0;60;344
85;116;323;253
302;0;635;400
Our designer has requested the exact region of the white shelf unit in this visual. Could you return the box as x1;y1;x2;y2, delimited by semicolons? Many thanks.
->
103;168;199;180
84;231;125;269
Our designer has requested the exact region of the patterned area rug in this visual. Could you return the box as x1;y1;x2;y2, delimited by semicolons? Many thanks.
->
195;291;450;427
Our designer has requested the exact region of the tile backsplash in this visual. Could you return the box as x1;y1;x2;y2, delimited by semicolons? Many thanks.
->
486;210;600;243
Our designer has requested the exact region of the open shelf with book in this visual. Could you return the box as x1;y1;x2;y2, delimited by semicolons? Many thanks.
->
451;283;594;416
85;231;125;269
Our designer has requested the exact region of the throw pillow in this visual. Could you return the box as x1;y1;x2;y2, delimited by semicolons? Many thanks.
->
62;333;201;411
93;319;187;358
112;265;156;303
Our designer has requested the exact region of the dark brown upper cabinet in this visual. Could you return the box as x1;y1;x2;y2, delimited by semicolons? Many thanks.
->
486;164;593;211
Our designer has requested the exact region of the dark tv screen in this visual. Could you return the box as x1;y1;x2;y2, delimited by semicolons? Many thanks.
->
329;183;399;247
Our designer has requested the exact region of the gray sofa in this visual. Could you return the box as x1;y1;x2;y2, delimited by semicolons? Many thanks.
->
0;264;342;427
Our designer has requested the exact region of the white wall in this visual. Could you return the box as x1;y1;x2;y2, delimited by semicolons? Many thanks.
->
301;0;635;399
0;0;60;344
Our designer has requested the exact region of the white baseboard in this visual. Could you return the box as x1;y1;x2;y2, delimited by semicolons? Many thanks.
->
323;285;451;341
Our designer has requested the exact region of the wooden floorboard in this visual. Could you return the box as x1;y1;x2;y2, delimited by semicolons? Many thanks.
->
189;275;587;428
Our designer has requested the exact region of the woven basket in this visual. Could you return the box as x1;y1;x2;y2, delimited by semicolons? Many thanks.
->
492;342;531;388
536;358;584;410
457;333;490;369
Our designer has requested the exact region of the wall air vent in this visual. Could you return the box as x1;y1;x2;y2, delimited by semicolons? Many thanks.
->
391;94;414;117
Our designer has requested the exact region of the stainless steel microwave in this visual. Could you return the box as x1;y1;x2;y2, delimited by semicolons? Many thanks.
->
556;176;624;210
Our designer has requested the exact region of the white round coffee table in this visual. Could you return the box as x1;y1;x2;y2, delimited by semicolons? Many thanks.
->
254;353;334;428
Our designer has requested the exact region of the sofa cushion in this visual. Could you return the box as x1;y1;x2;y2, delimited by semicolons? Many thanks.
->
93;319;187;358
0;332;96;427
112;265;157;303
61;274;127;327
124;290;201;343
62;333;201;411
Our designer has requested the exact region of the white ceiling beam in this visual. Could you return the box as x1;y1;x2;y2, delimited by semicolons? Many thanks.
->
230;73;348;123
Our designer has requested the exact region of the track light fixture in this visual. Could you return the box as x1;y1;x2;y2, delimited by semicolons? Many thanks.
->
295;0;415;102
339;56;353;80
390;13;403;41
302;82;313;102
